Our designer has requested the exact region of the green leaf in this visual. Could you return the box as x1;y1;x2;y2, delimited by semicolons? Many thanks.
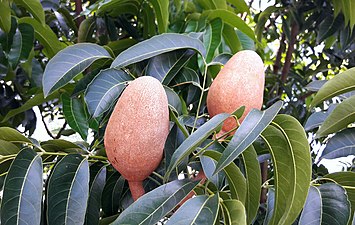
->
171;67;201;88
237;30;255;50
0;140;20;155
164;86;182;114
165;113;230;181
111;33;206;69
319;183;351;225
111;179;200;225
85;68;132;117
0;127;31;144
304;104;337;131
222;24;242;53
241;145;261;224
214;101;282;175
43;43;112;96
203;150;246;201
266;115;312;225
202;9;255;41
61;93;89;140
325;172;355;215
14;0;45;25
141;1;156;38
320;128;355;160
85;162;107;225
200;155;225;188
101;172;125;217
310;67;355;108
264;188;275;224
77;17;96;43
166;194;219;225
0;148;42;225
255;6;280;42
96;0;142;17
0;0;11;33
40;139;83;153
316;95;355;137
18;17;65;58
221;199;247;225
204;18;223;63
8;23;34;68
105;39;138;57
46;154;89;225
298;186;322;225
146;49;195;84
150;0;169;33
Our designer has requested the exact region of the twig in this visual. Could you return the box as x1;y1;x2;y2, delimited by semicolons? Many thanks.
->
41;113;55;139
75;0;84;27
55;121;67;139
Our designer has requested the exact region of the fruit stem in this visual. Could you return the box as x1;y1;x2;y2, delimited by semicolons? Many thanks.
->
128;181;145;201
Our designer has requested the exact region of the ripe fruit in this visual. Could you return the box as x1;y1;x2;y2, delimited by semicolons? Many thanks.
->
104;76;169;201
207;50;265;134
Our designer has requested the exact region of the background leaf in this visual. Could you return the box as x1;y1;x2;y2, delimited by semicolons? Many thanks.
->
111;33;206;69
320;128;355;160
46;154;89;225
298;186;322;225
43;43;112;96
150;0;169;33
0;148;42;225
101;172;125;217
222;199;247;225
0;1;11;33
203;18;223;63
13;0;45;24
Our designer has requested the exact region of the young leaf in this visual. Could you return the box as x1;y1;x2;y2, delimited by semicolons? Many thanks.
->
166;194;220;225
0;148;43;225
165;113;230;181
111;33;206;69
320;128;355;160
316;95;355;137
111;179;200;225
43;43;112;96
221;199;247;225
214;101;282;175
85;68;132;117
61;93;89;140
298;186;322;225
310;67;355;108
46;154;89;225
203;18;223;63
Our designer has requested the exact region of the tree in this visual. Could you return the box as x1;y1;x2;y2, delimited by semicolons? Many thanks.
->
0;0;354;224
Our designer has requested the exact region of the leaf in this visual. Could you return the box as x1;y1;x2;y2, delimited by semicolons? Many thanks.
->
316;95;355;137
241;145;261;224
0;0;11;33
304;104;337;131
18;17;65;58
214;101;282;175
237;30;255;50
227;0;249;14
150;0;169;33
222;24;242;54
0;140;20;155
204;18;223;63
78;17;96;43
43;43;112;96
310;67;355;108
203;150;246;201
298;186;322;225
61;93;89;140
202;9;256;41
105;39;138;56
320;128;355;160
264;188;275;224
141;1;156;38
101;172;125;216
85;162;107;225
146;49;195;84
255;6;280;41
171;67;201;88
111;33;206;69
96;0;142;17
306;80;327;92
0;148;42;225
325;171;355;214
200;155;225;189
111;179;200;225
164;86;182;114
165;113;230;181
166;194;219;225
85;68;132;117
0;127;31;144
46;154;90;225
318;183;351;225
268;115;312;225
41;139;83;153
221;199;247;225
8;23;34;69
13;0;45;25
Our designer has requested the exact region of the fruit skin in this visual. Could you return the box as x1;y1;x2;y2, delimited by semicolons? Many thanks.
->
207;50;265;133
104;76;169;201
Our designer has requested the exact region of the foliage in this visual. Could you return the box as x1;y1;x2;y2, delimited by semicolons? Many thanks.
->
0;0;354;224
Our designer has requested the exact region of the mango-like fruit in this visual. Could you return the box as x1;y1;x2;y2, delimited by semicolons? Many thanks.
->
104;76;169;201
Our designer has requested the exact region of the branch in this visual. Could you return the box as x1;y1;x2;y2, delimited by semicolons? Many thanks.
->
273;33;286;75
260;161;268;203
41;113;55;139
55;121;68;139
280;22;299;83
75;0;84;27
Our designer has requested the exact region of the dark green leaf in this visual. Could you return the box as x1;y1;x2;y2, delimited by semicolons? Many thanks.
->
40;139;83;153
171;67;201;88
204;18;223;63
101;172;125;216
310;67;355;108
14;0;45;24
0;1;11;33
298;186;322;225
222;24;242;54
166;194;219;225
255;6;281;41
214;101;282;175
264;188;275;224
304;104;336;131
165;113;230;181
47;154;89;225
0;148;42;225
96;0;142;17
111;33;206;69
43;43;112;96
141;1;156;38
221;199;247;225
0;140;20;155
111;179;200;225
85;68;132;117
200;155;224;188
320;128;355;160
85;162;107;225
306;80;327;92
0;127;31;144
61;93;89;140
105;39;138;57
237;30;255;50
164;86;182;114
150;0;169;33
319;183;351;225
